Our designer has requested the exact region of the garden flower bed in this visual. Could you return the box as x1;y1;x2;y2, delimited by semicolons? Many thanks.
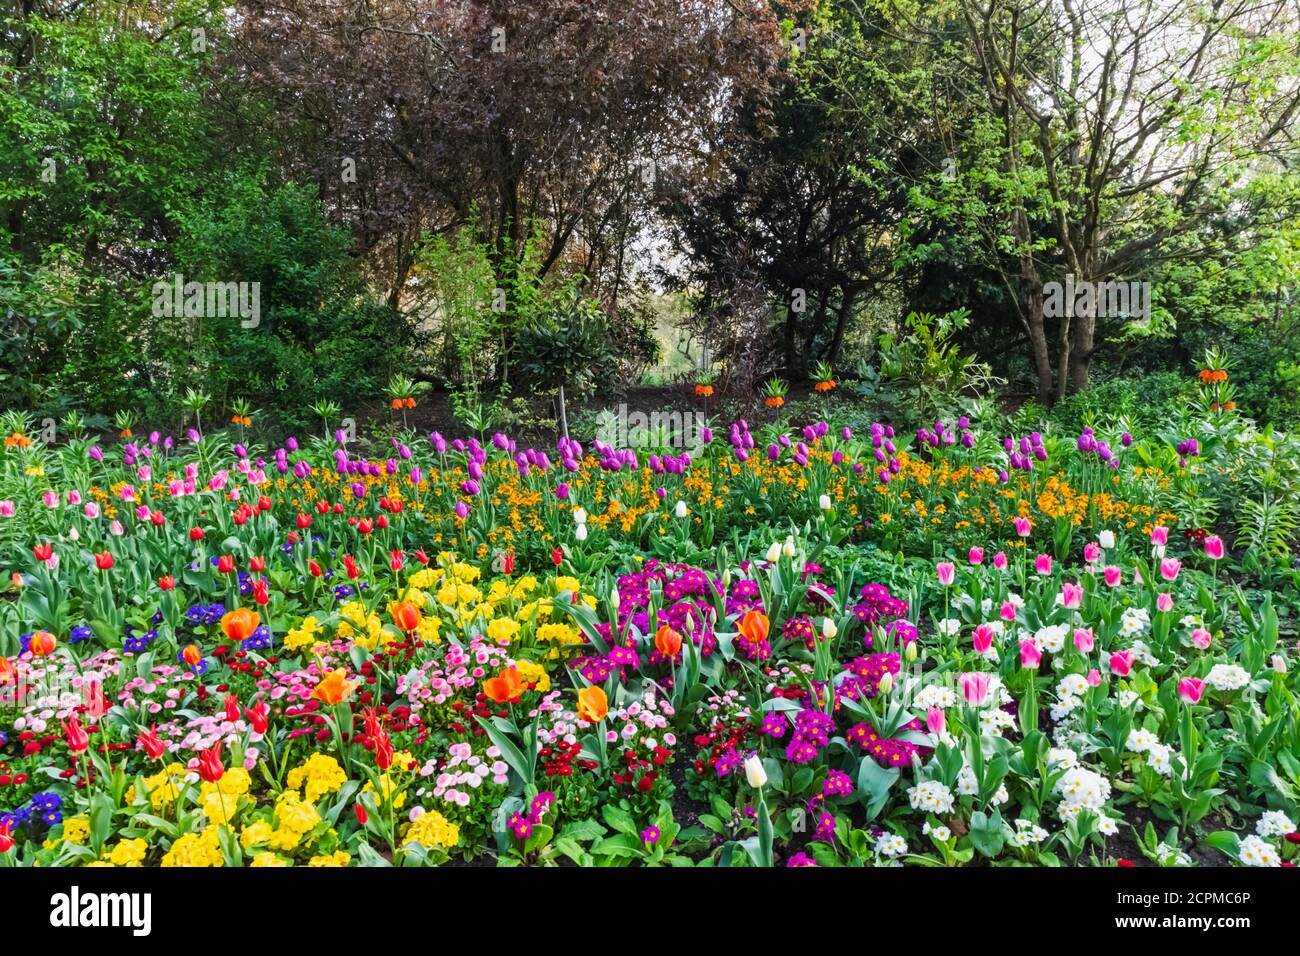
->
1;408;1295;870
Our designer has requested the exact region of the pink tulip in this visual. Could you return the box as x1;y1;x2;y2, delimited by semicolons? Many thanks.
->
1086;669;1102;687
936;562;956;586
1204;535;1225;560
1109;651;1135;676
1103;566;1122;587
1191;628;1212;650
134;505;150;521
1178;677;1206;705
1159;558;1181;581
1020;639;1042;669
993;551;1008;570
1014;517;1033;537
972;624;995;654
0;500;14;518
84;503;100;519
968;546;985;565
1156;592;1174;613
925;706;946;736
1083;542;1101;564
1061;582;1083;609
109;520;124;536
960;672;992;706
1073;628;1095;653
42;491;58;508
67;489;82;505
1000;601;1017;622
1151;525;1168;546
1034;553;1053;575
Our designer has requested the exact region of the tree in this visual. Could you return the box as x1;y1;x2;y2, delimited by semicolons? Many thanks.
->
894;0;1300;401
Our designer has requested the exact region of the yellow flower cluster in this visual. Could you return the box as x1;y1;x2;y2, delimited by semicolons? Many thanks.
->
200;766;252;826
161;828;224;867
285;615;325;653
402;809;460;850
286;754;348;803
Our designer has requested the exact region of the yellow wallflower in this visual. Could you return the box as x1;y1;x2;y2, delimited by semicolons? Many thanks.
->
286;753;348;803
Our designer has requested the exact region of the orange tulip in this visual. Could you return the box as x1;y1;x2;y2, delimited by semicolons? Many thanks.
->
220;608;260;642
654;624;683;659
0;657;15;684
738;609;770;644
576;685;608;723
483;667;526;704
28;630;57;656
312;668;358;706
391;601;422;632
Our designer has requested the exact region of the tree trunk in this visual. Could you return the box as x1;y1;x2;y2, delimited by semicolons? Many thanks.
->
556;384;569;441
827;286;857;363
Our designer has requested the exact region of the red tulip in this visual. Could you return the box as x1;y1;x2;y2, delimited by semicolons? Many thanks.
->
308;560;323;577
0;821;13;853
353;803;368;826
315;499;330;515
149;510;165;526
189;527;205;541
93;551;114;570
296;513;312;529
252;579;269;606
197;743;224;783
224;694;240;723
249;555;265;572
216;554;236;574
358;518;374;535
552;548;564;567
33;543;53;562
343;555;359;580
158;575;176;590
245;702;270;735
413;549;429;565
375;514;389;529
137;725;166;760
257;495;272;512
63;717;90;754
503;552;516;575
374;731;395;771
390;549;404;572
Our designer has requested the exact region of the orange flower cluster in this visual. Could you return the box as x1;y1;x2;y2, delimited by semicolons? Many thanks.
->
1198;369;1228;383
391;397;417;409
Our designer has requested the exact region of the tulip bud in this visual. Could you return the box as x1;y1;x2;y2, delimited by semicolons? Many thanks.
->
877;672;894;695
675;500;688;519
822;618;837;640
765;542;782;563
744;754;767;789
1272;655;1288;674
905;641;918;663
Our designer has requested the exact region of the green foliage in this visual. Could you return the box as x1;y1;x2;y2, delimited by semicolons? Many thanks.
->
515;297;616;399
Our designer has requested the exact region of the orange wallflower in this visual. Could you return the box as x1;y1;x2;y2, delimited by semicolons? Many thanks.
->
576;685;608;723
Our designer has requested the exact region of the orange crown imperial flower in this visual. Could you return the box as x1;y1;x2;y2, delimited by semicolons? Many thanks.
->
312;668;359;706
576;685;609;723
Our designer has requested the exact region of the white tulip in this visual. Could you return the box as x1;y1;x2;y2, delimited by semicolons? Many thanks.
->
878;672;894;695
1098;530;1116;550
67;527;80;542
765;542;782;563
675;500;688;519
744;753;768;788
818;494;832;511
783;535;796;558
609;588;620;612
1272;654;1288;674
822;617;837;639
574;508;587;524
575;523;588;542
